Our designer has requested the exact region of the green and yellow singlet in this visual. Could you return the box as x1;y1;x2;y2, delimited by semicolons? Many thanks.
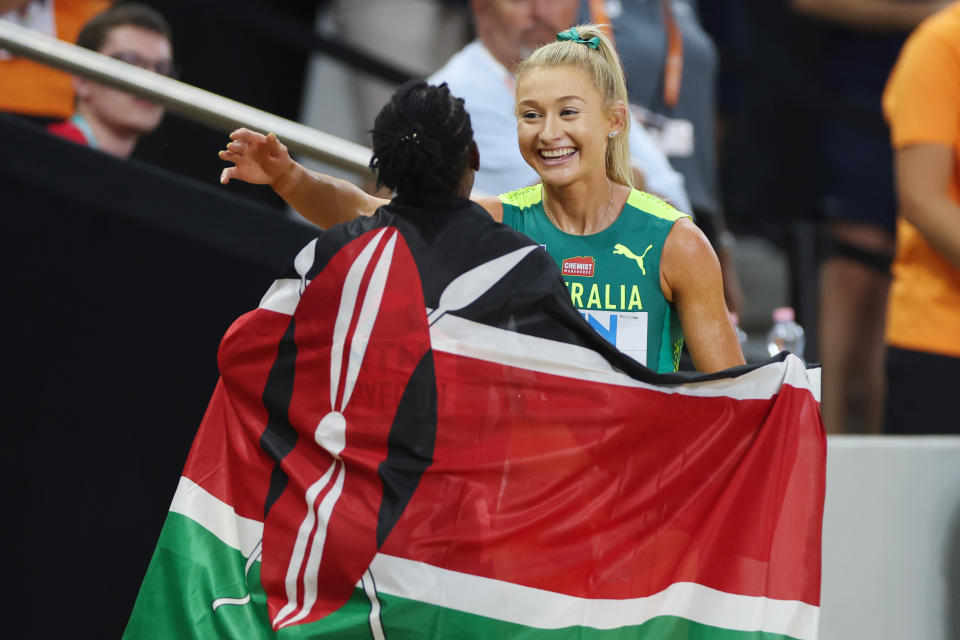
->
500;184;689;373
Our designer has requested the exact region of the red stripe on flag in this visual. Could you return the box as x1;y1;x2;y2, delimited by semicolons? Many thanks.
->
180;308;287;520
380;352;824;605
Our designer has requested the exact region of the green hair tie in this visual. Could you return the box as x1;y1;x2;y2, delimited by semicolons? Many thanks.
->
556;27;600;50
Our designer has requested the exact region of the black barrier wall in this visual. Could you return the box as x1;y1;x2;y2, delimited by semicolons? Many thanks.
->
2;115;317;636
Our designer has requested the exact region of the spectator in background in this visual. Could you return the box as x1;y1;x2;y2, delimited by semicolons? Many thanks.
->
584;0;744;319
428;0;691;211
323;0;472;148
46;3;173;158
882;1;960;434
788;0;945;433
0;0;111;120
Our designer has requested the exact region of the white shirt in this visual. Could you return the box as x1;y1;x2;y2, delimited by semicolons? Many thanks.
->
427;40;691;213
0;0;56;60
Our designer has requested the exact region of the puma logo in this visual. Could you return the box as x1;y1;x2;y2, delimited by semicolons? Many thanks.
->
613;243;654;276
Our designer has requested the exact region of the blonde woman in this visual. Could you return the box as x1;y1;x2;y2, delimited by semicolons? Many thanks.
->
220;25;743;374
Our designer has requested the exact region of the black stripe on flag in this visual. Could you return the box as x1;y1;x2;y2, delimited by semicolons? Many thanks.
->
259;316;299;519
376;349;438;547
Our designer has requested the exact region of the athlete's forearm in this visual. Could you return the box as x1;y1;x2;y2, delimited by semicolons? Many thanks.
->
271;163;386;229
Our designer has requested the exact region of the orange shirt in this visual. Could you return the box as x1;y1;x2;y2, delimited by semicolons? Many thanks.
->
0;0;111;119
882;2;960;358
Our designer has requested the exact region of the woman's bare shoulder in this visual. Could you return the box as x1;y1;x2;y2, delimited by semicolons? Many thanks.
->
473;195;504;222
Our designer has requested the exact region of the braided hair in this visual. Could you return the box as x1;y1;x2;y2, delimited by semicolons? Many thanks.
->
369;81;474;197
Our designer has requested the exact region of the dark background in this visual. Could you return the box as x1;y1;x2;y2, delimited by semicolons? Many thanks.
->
4;115;315;636
5;2;415;633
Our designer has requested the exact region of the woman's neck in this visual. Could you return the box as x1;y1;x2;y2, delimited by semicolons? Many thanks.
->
542;173;625;236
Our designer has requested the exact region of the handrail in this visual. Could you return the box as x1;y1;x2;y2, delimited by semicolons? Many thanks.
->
0;19;374;176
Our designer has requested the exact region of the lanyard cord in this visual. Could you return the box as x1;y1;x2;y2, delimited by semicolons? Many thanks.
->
588;1;684;109
587;0;616;44
661;0;684;109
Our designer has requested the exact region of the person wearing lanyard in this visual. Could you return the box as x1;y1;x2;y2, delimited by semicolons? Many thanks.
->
426;0;690;213
45;3;175;158
584;0;744;321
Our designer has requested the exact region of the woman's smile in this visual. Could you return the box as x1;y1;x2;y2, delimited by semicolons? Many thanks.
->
538;146;578;164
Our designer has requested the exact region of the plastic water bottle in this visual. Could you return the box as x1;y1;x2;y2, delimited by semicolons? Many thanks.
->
766;307;805;358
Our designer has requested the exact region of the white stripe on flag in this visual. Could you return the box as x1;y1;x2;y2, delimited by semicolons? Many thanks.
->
173;477;819;639
276;460;347;629
329;228;388;410
272;460;340;628
259;238;317;315
806;366;821;403
369;554;820;640
293;238;318;283
258;278;305;316
427;245;538;325
362;569;387;640
342;230;397;407
170;476;263;558
430;314;817;402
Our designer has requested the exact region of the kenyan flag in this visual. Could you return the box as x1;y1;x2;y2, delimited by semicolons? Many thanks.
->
124;197;824;639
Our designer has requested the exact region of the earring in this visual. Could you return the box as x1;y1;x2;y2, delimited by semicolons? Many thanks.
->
608;131;619;138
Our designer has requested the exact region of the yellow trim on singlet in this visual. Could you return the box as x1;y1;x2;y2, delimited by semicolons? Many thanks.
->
500;184;688;223
498;184;543;208
626;190;689;222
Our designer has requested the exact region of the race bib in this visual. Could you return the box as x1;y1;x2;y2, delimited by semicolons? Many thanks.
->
580;310;648;365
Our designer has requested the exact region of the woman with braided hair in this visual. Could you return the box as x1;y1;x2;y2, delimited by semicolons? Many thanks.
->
220;25;743;373
221;80;479;221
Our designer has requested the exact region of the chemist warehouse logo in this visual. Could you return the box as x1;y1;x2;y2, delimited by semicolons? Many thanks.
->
562;256;595;278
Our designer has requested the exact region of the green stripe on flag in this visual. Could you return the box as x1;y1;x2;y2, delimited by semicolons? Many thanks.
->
379;593;805;640
123;512;374;640
125;513;804;640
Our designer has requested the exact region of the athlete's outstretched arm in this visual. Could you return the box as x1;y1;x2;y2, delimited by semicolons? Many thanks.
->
660;218;746;373
218;129;388;228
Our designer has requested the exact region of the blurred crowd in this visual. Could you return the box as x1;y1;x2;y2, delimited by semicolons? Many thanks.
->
2;0;958;435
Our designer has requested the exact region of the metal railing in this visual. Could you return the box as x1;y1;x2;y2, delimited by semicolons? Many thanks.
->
0;18;374;176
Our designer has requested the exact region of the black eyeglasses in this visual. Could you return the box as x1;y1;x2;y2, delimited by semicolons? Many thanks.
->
108;51;178;78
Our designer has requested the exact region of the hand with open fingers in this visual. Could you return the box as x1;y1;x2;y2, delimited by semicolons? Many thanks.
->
218;128;294;186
